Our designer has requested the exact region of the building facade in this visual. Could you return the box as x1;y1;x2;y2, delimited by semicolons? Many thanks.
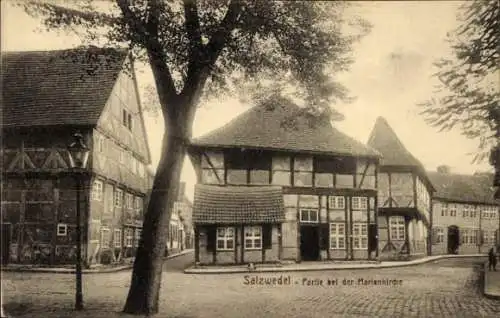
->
366;117;434;260
165;182;194;255
429;168;499;255
188;100;381;265
0;47;153;266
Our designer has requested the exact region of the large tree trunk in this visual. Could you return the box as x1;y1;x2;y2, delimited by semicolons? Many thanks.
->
123;118;188;315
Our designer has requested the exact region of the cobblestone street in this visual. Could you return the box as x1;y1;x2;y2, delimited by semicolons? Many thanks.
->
2;255;500;318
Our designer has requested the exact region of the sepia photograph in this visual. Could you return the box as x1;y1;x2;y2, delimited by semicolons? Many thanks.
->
1;0;499;317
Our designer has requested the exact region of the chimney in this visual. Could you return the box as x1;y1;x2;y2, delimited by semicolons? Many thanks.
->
437;165;450;174
178;182;186;201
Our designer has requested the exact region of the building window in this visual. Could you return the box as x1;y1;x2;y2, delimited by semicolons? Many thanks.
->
57;223;67;236
389;216;405;241
352;223;368;249
435;227;444;244
125;228;134;247
470;207;477;218
272;155;291;186
122;109;132;130
92;180;103;201
134;196;144;218
484;230;496;245
114;229;122;248
329;196;345;210
115;189;123;207
300;208;319;223
125;193;133;209
441;203;448;217
216;227;234;250
98;135;105;152
329;223;345;249
461;228;478;245
100;228;111;248
244;226;262;250
351;197;368;210
449;204;457;217
135;228;141;247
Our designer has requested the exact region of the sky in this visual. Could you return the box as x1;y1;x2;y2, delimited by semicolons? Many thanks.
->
1;1;494;201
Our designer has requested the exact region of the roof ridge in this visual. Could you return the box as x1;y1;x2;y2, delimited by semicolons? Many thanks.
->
191;101;379;157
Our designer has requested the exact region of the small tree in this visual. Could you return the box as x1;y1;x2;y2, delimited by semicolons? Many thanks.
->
20;0;370;314
418;0;499;163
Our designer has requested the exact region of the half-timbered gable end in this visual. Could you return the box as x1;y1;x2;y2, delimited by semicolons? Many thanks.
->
189;101;381;264
0;47;152;266
367;117;435;260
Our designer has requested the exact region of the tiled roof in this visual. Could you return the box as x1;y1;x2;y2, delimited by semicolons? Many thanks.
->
1;46;127;128
192;185;285;225
367;117;424;167
427;171;499;205
191;100;380;158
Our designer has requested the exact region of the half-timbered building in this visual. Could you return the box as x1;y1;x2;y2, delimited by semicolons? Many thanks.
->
428;167;499;255
367;117;435;260
0;47;153;266
188;100;381;265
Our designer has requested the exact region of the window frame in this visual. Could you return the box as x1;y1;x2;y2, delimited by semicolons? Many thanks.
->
100;227;111;249
436;227;444;244
134;228;142;247
92;180;103;201
125;228;134;247
329;196;345;210
114;189;123;207
216;227;235;251
351;197;368;210
329;222;346;250
299;208;319;223
57;223;68;236
389;216;405;241
114;229;122;248
352;223;368;250
244;226;262;250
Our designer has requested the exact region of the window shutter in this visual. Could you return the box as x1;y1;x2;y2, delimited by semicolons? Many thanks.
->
368;224;378;252
262;224;272;249
206;226;216;251
319;224;329;250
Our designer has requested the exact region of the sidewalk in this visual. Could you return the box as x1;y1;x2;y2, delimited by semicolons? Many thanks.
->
0;249;193;274
483;262;500;299
184;254;487;274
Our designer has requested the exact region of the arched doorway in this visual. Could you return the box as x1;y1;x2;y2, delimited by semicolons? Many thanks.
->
447;225;460;254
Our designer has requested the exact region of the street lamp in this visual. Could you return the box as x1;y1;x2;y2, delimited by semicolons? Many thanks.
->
67;132;90;311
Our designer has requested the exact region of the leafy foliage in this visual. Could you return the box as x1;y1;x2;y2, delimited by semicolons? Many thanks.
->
418;0;499;163
19;0;370;122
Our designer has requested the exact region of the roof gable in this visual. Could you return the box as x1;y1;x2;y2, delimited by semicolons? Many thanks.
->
191;100;380;158
428;171;498;205
1;46;127;128
367;117;423;167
